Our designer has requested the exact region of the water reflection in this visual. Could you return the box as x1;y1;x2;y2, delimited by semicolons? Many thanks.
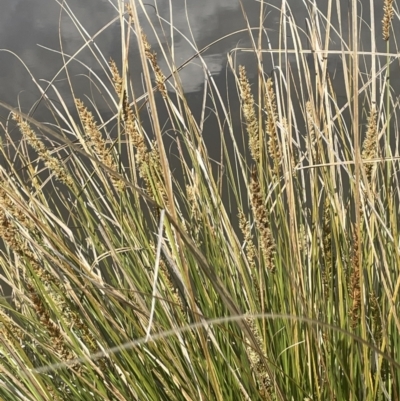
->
1;1;398;110
0;1;242;110
1;0;400;162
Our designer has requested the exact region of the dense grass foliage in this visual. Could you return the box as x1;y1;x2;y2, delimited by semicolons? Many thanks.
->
0;0;399;399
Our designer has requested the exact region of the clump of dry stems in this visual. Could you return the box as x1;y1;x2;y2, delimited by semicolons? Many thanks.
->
0;1;399;400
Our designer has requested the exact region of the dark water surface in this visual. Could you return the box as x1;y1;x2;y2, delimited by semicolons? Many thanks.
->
0;0;255;113
2;0;399;118
1;0;400;206
1;0;400;208
1;0;399;216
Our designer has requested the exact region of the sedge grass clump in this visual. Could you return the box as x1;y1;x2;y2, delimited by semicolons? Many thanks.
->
108;59;168;207
0;0;399;400
0;177;80;377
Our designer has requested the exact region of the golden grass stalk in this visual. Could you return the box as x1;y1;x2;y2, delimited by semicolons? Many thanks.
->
109;58;124;98
349;229;361;328
244;317;271;399
264;78;281;175
369;291;382;346
108;59;168;206
238;210;256;270
361;108;378;185
249;166;275;272
141;31;167;98
382;0;394;41
75;99;125;192
306;100;318;164
110;58;135;129
12;113;73;188
238;65;260;162
322;196;332;294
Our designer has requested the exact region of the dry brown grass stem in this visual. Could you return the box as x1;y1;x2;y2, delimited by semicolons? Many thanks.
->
244;317;271;399
250;166;275;272
75;99;125;191
148;142;169;208
369;291;382;346
12;113;73;187
382;0;394;41
186;184;202;241
159;259;186;316
125;3;134;21
110;58;133;126
238;66;259;162
0;309;24;348
0;181;36;235
110;58;123;97
265;78;281;175
238;210;256;269
362;109;378;184
322;197;332;294
141;32;167;98
306;101;319;164
349;229;361;328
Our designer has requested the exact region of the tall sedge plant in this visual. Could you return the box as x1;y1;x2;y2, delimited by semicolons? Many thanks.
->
0;0;399;400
